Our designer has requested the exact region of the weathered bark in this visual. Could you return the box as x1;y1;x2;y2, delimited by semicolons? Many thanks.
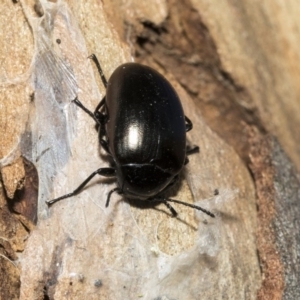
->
1;0;299;299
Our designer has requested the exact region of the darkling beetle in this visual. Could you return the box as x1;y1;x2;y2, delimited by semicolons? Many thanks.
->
47;54;215;218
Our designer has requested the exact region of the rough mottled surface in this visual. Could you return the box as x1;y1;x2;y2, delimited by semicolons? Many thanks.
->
250;132;300;300
14;1;260;299
272;139;300;299
249;132;284;300
2;0;300;299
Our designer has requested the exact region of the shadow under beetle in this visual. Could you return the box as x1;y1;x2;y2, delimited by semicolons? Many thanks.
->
47;55;215;218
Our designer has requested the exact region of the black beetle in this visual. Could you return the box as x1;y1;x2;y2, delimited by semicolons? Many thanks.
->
47;55;214;218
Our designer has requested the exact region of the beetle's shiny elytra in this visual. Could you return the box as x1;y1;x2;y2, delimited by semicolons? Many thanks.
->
47;54;214;218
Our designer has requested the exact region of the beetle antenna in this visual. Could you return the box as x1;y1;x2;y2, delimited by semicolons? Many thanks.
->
166;198;215;218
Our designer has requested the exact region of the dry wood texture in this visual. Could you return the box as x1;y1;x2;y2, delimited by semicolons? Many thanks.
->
0;0;299;299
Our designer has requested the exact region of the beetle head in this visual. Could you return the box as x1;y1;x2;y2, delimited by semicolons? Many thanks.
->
117;164;175;200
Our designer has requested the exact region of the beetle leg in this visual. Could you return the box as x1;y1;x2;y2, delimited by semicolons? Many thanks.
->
149;197;178;217
74;96;110;155
100;139;111;154
184;157;189;165
150;196;215;218
98;118;111;155
185;116;193;132
94;97;106;122
94;98;110;155
166;198;215;218
163;201;178;217
73;97;100;123
47;167;116;206
186;145;200;155
73;97;108;126
88;54;108;88
185;145;200;164
105;187;122;207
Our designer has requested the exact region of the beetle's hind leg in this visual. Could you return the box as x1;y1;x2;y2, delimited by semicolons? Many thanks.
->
163;201;178;217
105;187;122;207
150;196;215;218
166;198;215;217
152;197;215;218
149;197;178;217
47;167;116;206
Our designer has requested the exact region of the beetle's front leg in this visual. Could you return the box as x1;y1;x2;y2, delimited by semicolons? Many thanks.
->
93;97;107;124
